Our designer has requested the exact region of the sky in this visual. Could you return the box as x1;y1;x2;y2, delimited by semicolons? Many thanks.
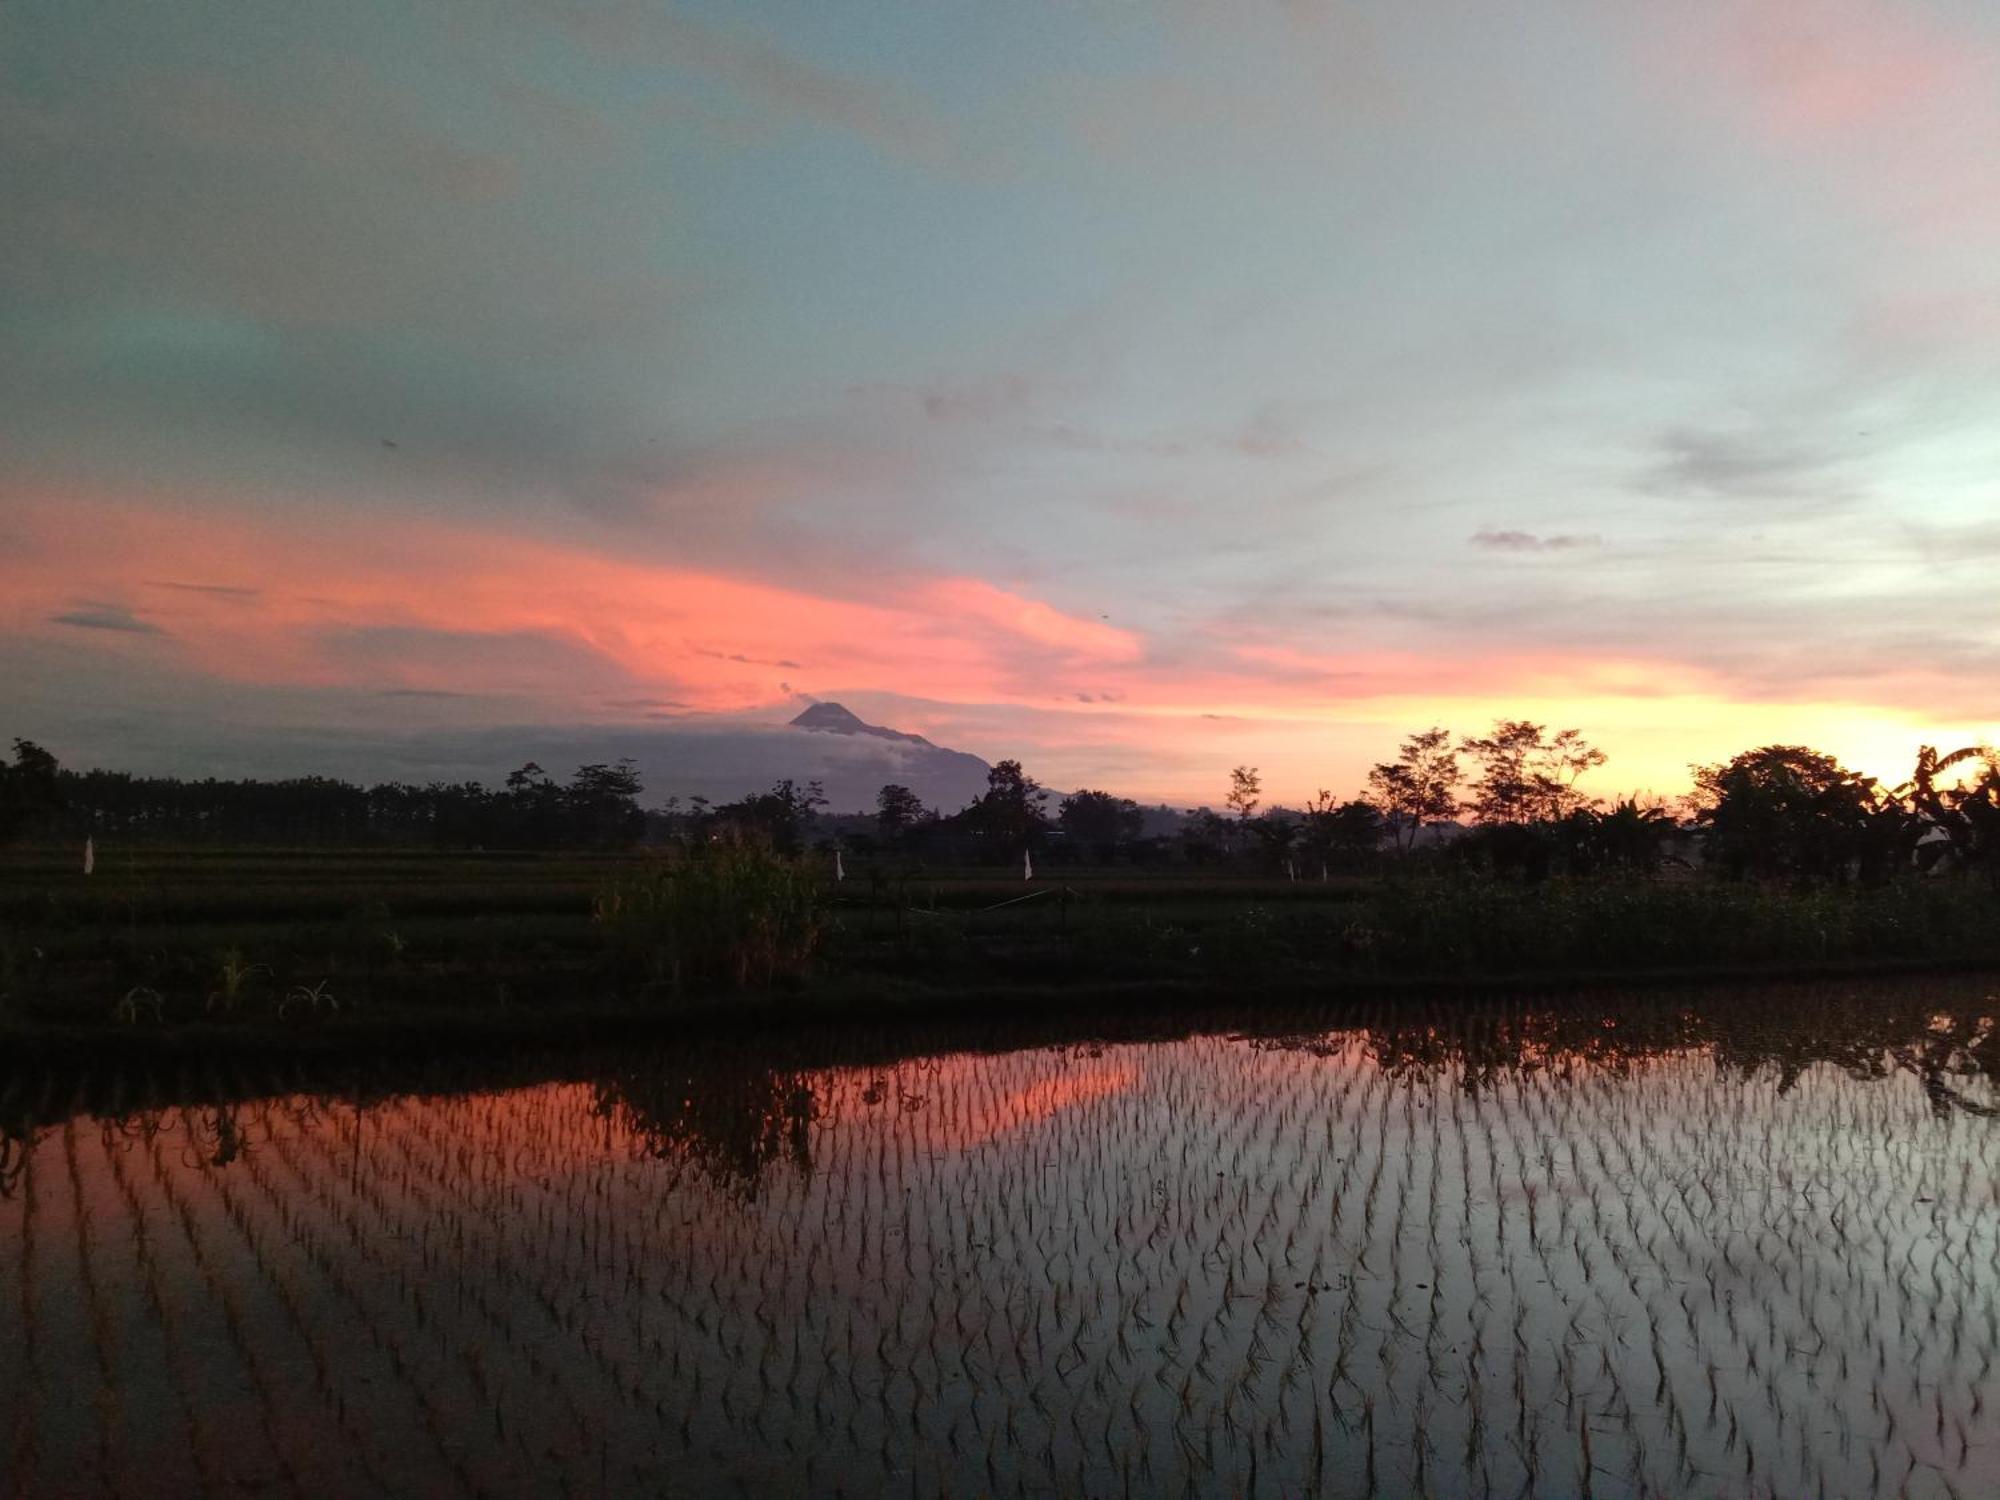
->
5;0;2000;809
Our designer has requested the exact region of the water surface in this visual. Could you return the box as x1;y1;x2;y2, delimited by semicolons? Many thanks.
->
5;980;2000;1497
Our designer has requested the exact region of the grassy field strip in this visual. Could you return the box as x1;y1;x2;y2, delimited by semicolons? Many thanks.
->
12;847;2000;1044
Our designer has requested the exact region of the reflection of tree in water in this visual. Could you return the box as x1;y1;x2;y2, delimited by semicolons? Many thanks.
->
0;1120;34;1199
1886;1014;2000;1119
1261;992;2000;1117
1677;1000;1999;1117
2;1079;353;1196
7;981;2000;1199
179;1104;247;1168
594;1056;821;1196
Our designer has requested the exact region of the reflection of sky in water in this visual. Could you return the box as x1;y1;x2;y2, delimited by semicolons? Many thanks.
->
814;1052;1142;1155
5;1005;2000;1497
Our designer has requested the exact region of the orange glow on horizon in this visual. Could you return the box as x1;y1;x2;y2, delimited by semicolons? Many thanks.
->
8;496;1993;804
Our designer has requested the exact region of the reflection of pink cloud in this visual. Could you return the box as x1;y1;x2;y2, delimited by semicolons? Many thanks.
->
975;1066;1137;1148
817;1055;1139;1154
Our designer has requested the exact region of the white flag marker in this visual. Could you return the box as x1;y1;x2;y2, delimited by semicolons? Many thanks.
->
834;849;846;882
83;837;95;876
1023;850;1033;881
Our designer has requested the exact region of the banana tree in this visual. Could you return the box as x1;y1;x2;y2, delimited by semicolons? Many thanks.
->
1904;745;2000;883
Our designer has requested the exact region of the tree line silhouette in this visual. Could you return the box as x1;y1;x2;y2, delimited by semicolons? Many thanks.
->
4;722;1997;885
0;743;649;850
844;721;2000;887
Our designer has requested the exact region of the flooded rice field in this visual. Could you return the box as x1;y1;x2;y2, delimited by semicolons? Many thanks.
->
6;980;2000;1497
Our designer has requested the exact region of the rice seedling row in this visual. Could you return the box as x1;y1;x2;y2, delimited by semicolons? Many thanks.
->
6;992;2000;1496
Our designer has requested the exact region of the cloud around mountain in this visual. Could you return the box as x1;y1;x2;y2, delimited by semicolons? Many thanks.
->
37;702;992;815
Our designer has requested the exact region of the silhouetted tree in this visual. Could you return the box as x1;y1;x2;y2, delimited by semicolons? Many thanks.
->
504;761;567;848
1057;789;1142;862
566;760;646;848
1689;745;1902;885
960;759;1049;857
706;779;827;854
1587;799;1678;875
1365;727;1460;854
24;755;658;849
1226;766;1261;822
1298;791;1383;873
1459;720;1605;824
1178;807;1231;866
875;784;928;847
0;739;63;843
1248;808;1300;872
1452;819;1560;881
1905;744;2000;885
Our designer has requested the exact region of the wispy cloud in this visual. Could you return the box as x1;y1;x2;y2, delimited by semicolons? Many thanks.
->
1470;530;1602;553
915;373;1036;423
149;580;262;600
49;602;165;635
1643;426;1848;504
691;646;803;670
7;499;1155;717
564;6;971;169
11;0;2000;805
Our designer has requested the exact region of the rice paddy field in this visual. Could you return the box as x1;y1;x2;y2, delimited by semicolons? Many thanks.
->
7;977;2000;1497
10;846;2000;1035
0;845;1385;1023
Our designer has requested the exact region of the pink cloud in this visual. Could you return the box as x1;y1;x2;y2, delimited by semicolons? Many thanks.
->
1644;1;2000;238
1;496;1148;714
1719;13;1965;138
11;494;1993;805
922;578;1143;663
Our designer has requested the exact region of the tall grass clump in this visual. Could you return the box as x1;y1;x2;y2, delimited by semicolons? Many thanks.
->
594;835;823;994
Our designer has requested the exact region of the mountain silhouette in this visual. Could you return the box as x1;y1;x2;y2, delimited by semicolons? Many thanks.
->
68;704;997;814
785;701;991;808
790;701;941;747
